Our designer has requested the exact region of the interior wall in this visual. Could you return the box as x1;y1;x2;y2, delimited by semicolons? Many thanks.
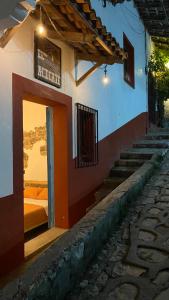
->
23;100;47;182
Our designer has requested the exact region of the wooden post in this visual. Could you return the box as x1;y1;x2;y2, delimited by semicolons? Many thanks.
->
76;62;102;86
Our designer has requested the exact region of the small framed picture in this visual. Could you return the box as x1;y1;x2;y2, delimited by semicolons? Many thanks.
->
34;34;61;88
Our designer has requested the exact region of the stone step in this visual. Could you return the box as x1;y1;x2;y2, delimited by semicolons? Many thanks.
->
120;148;161;160
115;159;146;167
148;128;169;133
133;140;169;149
94;186;113;202
110;166;138;177
94;136;167;206
104;176;125;188
95;176;127;202
145;133;169;140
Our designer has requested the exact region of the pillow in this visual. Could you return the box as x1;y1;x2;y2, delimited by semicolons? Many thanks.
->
24;187;42;199
36;188;48;200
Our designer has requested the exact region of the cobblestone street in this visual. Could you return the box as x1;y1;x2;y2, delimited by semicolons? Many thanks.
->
66;152;169;300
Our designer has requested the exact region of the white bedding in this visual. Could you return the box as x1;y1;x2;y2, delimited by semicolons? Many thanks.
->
24;198;48;216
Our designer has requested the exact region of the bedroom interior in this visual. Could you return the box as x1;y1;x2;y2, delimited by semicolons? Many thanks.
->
23;100;49;240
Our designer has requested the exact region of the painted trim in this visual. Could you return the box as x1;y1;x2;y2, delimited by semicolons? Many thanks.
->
13;73;72;227
46;107;55;228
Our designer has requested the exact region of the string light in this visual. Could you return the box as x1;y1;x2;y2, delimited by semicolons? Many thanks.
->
36;6;46;36
102;65;110;85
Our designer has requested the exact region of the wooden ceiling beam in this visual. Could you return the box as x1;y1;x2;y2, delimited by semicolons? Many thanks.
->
95;36;113;56
51;0;69;5
76;50;124;64
68;2;115;56
40;2;66;20
75;0;86;3
61;31;95;43
40;1;76;31
40;0;68;5
39;0;125;62
76;52;116;64
47;30;96;43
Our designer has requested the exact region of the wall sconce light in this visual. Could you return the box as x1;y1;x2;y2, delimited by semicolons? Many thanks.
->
102;65;110;85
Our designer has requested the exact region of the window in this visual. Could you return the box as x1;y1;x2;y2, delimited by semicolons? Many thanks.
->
76;103;98;168
123;33;135;88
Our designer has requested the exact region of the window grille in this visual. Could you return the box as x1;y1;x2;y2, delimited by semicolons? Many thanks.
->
76;103;98;168
123;33;135;88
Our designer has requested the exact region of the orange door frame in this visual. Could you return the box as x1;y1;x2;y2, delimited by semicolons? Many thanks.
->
12;73;72;264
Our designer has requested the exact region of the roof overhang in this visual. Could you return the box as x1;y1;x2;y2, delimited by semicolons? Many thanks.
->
133;0;169;48
33;0;127;64
0;0;127;65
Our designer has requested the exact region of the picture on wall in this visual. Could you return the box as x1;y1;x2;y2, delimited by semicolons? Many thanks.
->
34;34;61;88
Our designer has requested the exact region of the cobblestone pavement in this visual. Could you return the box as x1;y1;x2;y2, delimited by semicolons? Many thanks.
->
66;152;169;300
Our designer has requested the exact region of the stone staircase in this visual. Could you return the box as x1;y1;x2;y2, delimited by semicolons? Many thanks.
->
94;129;169;204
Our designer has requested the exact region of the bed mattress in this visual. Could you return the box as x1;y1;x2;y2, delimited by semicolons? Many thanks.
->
24;199;48;232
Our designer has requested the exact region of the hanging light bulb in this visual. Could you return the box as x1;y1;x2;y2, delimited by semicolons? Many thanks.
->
36;23;46;36
102;65;110;85
36;6;46;36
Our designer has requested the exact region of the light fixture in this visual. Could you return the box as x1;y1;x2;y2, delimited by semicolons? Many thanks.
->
136;68;143;77
102;65;110;85
36;23;46;36
165;61;169;69
36;6;46;36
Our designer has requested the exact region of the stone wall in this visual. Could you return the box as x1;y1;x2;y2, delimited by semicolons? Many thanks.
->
0;154;163;300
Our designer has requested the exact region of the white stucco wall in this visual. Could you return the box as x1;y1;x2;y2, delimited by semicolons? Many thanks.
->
76;0;148;141
0;18;75;197
0;0;149;197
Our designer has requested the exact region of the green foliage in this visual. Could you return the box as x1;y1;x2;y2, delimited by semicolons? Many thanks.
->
148;49;168;73
148;48;169;126
148;48;169;101
158;70;169;101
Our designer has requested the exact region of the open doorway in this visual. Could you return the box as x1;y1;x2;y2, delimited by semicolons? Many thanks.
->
12;73;71;262
23;100;54;242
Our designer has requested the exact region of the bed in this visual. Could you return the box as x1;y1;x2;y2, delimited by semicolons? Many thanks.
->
24;181;48;233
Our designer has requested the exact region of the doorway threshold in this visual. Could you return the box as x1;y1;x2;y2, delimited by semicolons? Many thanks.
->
25;227;67;260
